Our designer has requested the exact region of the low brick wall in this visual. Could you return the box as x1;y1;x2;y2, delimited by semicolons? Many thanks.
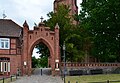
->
61;62;120;68
60;62;120;75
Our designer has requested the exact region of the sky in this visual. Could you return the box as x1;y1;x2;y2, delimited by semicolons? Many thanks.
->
0;0;82;29
0;0;82;58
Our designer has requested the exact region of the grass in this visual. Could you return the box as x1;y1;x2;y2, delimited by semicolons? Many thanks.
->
66;74;120;83
0;77;16;83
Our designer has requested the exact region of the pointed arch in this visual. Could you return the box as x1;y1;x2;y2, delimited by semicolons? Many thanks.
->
29;37;54;59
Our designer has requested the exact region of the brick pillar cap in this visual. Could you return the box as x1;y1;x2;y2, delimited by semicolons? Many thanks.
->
55;23;60;29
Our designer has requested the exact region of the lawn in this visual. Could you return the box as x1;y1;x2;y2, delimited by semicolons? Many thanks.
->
0;77;16;83
66;74;120;83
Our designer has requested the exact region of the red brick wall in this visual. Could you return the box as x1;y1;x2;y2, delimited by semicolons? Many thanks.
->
0;55;21;75
0;50;9;54
0;38;18;55
0;38;22;76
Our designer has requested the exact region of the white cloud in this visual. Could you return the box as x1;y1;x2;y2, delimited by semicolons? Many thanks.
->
0;0;82;29
32;48;41;58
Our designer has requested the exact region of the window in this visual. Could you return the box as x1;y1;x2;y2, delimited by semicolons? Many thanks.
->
0;38;10;49
0;58;10;73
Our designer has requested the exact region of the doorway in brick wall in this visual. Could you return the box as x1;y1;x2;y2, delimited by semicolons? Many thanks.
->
31;42;52;75
32;43;50;68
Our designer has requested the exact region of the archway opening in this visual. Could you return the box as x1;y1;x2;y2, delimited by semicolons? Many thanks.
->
32;42;50;68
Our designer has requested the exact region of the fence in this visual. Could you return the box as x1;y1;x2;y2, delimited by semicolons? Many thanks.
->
0;74;19;83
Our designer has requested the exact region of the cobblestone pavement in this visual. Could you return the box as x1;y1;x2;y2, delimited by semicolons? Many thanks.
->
11;68;64;83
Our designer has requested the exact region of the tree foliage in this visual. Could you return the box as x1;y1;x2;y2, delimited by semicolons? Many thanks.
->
32;56;39;68
36;43;50;58
38;56;48;68
32;56;48;68
45;4;86;62
34;43;49;67
79;0;120;62
46;5;72;45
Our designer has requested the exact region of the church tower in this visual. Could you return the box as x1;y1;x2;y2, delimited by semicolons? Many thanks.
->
54;0;78;24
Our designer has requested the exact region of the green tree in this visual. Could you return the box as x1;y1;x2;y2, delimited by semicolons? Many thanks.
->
45;4;85;62
35;43;49;67
79;0;120;62
32;56;38;68
36;43;50;58
38;56;48;68
46;5;72;46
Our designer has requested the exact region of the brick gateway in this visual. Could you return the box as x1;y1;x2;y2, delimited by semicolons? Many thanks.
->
22;21;61;76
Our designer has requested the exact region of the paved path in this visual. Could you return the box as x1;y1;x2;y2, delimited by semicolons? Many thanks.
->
11;68;64;83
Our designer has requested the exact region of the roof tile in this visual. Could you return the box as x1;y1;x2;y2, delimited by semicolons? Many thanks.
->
0;19;22;37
